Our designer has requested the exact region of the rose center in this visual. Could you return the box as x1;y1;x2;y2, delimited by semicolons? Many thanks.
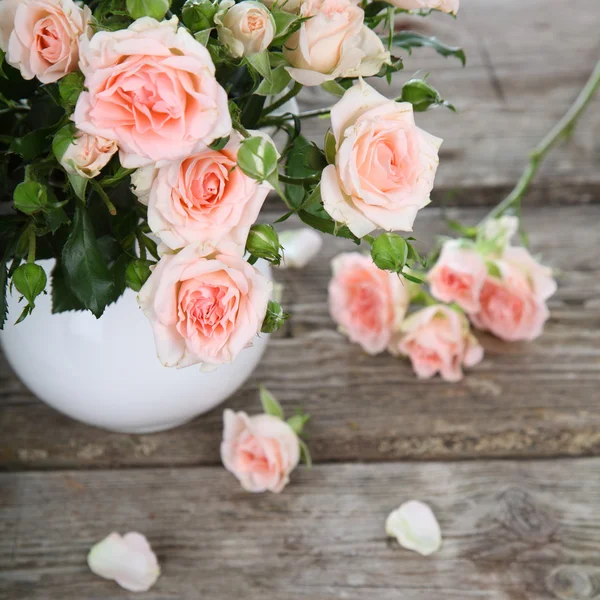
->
35;18;62;63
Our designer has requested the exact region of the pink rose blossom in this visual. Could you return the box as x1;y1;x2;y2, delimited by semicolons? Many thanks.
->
284;0;389;86
60;132;118;179
5;0;91;84
470;253;556;342
392;305;483;382
132;133;270;252
389;0;459;13
138;243;271;369
329;252;409;355
428;241;488;313
321;80;442;237
74;17;231;168
221;409;300;493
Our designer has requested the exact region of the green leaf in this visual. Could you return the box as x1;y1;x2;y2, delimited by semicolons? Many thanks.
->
13;182;48;215
255;66;292;96
183;0;218;31
52;123;76;162
125;259;152;292
320;80;347;98
0;49;7;80
287;413;310;436
126;0;170;20
261;299;289;333
260;386;284;420
401;271;424;285
324;129;336;165
246;51;272;81
486;260;501;279
208;135;230;151
298;438;312;468
61;204;115;318
364;1;389;17
400;78;455;112
299;207;360;244
68;173;88;201
51;260;85;314
58;72;85;108
12;263;47;305
391;31;466;65
10;128;53;160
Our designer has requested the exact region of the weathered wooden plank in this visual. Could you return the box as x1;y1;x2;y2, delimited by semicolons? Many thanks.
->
297;0;600;205
2;460;600;599
0;205;598;469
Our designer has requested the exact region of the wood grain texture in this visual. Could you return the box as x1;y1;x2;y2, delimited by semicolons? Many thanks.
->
297;0;600;206
1;205;598;469
2;460;600;599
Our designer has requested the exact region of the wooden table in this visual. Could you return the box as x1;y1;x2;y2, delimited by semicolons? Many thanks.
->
1;1;600;598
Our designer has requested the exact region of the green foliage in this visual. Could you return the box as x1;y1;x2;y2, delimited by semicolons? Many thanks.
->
13;182;46;216
182;0;219;30
392;31;466;65
261;299;289;333
125;259;152;292
400;77;455;112
126;0;171;20
260;386;284;419
61;205;115;318
237;135;279;184
58;72;85;109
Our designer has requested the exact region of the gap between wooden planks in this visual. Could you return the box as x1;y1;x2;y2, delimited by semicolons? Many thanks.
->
0;205;598;470
2;459;600;599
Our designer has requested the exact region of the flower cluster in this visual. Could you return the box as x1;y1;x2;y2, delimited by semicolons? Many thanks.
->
329;216;556;381
0;0;461;368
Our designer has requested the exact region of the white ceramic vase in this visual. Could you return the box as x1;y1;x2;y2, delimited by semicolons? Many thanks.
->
0;259;271;434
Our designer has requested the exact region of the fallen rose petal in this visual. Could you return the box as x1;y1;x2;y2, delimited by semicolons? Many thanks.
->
385;500;442;556
279;229;323;269
87;532;160;592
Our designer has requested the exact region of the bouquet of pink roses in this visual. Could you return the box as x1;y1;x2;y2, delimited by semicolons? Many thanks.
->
0;0;464;369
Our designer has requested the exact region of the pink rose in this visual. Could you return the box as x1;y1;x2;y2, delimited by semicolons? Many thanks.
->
389;0;459;13
0;0;19;52
60;132;118;179
321;80;442;237
221;409;300;493
470;250;556;342
138;243;272;369
328;252;409;355
428;241;487;313
392;305;483;382
5;0;91;84
132;133;270;252
284;0;389;86
74;17;231;168
216;1;275;58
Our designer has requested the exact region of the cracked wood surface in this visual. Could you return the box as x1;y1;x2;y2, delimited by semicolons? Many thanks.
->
1;205;598;470
3;460;600;599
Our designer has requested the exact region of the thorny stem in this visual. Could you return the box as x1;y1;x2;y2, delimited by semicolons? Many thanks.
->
90;179;117;216
479;58;600;227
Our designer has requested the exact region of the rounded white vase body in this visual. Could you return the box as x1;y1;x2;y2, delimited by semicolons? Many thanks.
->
0;260;270;433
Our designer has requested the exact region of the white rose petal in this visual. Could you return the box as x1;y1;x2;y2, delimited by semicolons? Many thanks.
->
87;532;160;592
385;500;442;556
279;229;323;269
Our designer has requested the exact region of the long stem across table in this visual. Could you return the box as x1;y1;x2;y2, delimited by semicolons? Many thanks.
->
478;58;600;227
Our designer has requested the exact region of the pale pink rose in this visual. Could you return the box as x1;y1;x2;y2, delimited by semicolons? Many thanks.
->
321;80;442;237
216;1;275;58
428;241;487;313
74;17;231;168
138;243;272;369
221;409;300;493
392;305;483;382
470;253;556;342
60;132;118;179
284;0;389;86
132;133;270;252
0;0;20;52
329;252;409;355
6;0;91;84
389;0;459;14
